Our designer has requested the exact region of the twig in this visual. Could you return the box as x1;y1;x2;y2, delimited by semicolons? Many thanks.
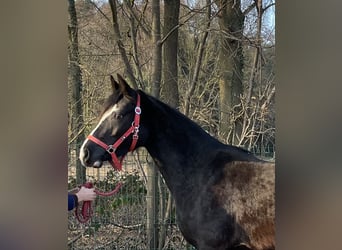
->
67;232;82;246
112;222;143;230
89;0;111;23
68;117;97;145
134;150;148;185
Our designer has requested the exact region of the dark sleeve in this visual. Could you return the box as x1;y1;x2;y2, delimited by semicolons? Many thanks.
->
68;194;78;211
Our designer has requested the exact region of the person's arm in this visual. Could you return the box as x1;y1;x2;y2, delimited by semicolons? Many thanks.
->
68;193;78;211
68;186;96;211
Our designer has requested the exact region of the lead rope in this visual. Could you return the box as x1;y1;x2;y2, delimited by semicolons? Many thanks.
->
75;181;123;223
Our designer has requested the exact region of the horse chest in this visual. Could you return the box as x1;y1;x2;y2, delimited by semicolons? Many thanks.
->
174;185;239;249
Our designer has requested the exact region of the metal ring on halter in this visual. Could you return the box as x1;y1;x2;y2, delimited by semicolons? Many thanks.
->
106;145;116;153
135;107;142;114
131;121;138;127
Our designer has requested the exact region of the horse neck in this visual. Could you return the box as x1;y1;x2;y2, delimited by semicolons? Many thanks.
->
141;93;223;195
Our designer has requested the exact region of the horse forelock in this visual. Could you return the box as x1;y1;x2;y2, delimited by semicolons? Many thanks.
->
80;93;126;151
100;91;123;117
95;90;137;130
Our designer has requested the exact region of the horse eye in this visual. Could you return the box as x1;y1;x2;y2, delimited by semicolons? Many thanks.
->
117;114;123;119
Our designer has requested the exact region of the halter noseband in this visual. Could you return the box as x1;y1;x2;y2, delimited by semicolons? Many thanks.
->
87;94;141;171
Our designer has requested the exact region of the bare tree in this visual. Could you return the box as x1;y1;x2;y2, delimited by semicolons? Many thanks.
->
150;0;162;98
123;1;145;88
146;0;162;249
214;0;245;144
232;0;275;150
183;0;212;116
108;0;138;88
68;0;86;184
161;0;180;108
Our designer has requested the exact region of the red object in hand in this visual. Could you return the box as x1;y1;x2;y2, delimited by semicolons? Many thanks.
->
75;182;122;223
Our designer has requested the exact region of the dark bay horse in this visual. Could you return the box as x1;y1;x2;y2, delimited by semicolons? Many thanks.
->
79;74;275;250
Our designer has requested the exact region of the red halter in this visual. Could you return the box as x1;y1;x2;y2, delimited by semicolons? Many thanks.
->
87;94;141;171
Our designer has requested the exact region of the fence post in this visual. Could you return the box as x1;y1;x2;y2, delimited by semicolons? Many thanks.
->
146;157;159;249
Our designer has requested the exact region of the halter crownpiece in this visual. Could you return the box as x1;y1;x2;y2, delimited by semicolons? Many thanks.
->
87;93;141;171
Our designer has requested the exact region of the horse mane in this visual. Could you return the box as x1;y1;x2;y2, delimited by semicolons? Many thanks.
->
138;90;205;129
137;90;255;157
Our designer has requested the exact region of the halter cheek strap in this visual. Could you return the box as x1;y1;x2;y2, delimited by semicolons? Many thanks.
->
87;94;141;171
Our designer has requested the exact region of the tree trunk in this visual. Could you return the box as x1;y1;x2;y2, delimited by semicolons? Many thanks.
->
146;0;162;249
67;0;86;184
152;2;181;248
162;0;180;109
151;0;162;98
241;0;263;147
215;0;245;144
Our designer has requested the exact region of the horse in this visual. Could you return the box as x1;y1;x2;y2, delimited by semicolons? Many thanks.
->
79;74;275;250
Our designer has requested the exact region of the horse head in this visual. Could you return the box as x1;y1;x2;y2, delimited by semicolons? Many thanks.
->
79;74;144;169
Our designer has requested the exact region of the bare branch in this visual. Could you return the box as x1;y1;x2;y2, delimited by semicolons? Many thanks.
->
262;2;276;14
89;0;111;23
123;0;151;38
184;0;212;115
108;0;138;88
243;2;257;16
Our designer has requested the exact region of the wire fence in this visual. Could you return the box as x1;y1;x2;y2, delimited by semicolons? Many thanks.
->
68;147;274;249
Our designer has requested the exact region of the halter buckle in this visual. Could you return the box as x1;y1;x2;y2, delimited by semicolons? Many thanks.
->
106;145;116;154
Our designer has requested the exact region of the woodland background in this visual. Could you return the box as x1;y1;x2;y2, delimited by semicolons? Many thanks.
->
67;0;275;249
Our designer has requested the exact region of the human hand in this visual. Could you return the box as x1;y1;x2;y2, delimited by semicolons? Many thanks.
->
76;186;96;202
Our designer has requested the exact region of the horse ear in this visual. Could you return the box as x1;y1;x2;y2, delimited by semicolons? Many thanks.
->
110;75;120;92
116;73;133;96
